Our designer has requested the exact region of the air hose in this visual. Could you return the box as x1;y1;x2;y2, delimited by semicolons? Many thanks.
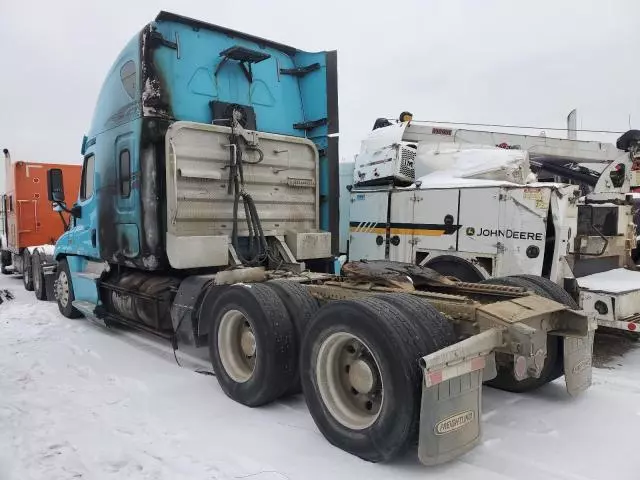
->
228;118;278;267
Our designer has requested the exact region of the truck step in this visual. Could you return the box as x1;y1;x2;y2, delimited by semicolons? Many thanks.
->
72;300;98;318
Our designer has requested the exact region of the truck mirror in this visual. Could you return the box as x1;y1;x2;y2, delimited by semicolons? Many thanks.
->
47;168;65;202
80;135;88;155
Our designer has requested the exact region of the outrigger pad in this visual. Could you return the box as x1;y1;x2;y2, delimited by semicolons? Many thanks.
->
342;260;457;290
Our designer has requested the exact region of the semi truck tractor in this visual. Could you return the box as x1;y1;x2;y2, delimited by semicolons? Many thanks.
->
347;117;640;334
43;12;595;466
0;149;81;299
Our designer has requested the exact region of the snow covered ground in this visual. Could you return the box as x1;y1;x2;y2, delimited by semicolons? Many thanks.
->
1;273;639;480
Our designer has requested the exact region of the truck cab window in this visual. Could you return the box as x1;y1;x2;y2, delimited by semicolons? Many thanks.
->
80;155;95;200
120;60;136;99
119;150;131;197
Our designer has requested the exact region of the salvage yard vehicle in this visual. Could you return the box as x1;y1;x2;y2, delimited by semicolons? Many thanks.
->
347;118;640;334
42;11;595;466
0;148;81;299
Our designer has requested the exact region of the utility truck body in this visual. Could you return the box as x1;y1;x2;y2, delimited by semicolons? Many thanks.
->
347;119;639;333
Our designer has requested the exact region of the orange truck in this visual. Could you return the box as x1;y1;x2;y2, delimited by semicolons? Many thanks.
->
0;149;81;299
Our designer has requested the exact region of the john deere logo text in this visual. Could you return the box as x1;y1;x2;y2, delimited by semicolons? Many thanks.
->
466;228;543;241
434;410;475;435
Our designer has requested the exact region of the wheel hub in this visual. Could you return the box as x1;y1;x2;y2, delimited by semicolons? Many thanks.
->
57;271;70;307
217;310;257;383
240;328;256;357
315;332;384;430
348;359;375;394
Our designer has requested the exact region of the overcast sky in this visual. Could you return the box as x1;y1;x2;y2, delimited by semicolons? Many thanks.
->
1;0;639;166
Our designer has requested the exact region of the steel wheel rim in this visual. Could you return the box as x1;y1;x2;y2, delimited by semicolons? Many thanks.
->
316;332;384;430
57;271;70;307
217;309;256;383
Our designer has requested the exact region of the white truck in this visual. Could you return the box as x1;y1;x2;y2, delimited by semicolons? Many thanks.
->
345;119;640;334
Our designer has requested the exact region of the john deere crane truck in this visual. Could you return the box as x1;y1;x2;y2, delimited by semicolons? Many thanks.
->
44;12;595;466
347;118;640;334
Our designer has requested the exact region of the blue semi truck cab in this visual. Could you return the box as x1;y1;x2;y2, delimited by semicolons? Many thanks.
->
47;11;339;324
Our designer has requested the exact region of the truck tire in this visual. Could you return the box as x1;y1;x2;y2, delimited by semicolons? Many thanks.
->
424;255;486;283
300;297;430;463
32;251;47;301
208;283;296;407
372;293;456;352
1;250;11;275
56;258;83;319
266;280;320;394
508;274;579;309
479;276;563;393
22;250;34;291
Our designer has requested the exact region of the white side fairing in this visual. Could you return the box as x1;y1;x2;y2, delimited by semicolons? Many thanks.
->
348;190;388;261
494;187;550;277
457;187;501;257
339;162;355;255
549;185;579;283
389;188;459;263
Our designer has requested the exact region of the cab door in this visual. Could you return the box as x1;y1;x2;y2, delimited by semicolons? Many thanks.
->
61;150;101;304
69;153;99;259
113;132;140;259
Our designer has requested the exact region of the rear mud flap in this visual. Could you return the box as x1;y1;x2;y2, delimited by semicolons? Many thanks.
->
44;272;57;301
417;328;502;465
563;320;596;397
418;369;484;465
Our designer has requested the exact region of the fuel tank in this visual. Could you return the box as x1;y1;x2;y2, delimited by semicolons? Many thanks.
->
101;271;181;331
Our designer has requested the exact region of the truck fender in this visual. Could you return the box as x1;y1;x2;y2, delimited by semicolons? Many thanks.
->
424;254;490;283
31;245;55;264
170;275;216;349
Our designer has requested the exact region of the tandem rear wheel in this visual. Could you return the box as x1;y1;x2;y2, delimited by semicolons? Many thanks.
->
206;282;458;463
22;250;33;291
32;250;47;300
208;283;298;407
0;250;11;275
300;296;456;463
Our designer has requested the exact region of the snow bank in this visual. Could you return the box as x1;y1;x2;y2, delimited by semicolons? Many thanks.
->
577;268;640;293
415;173;520;189
415;145;535;184
1;274;640;480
